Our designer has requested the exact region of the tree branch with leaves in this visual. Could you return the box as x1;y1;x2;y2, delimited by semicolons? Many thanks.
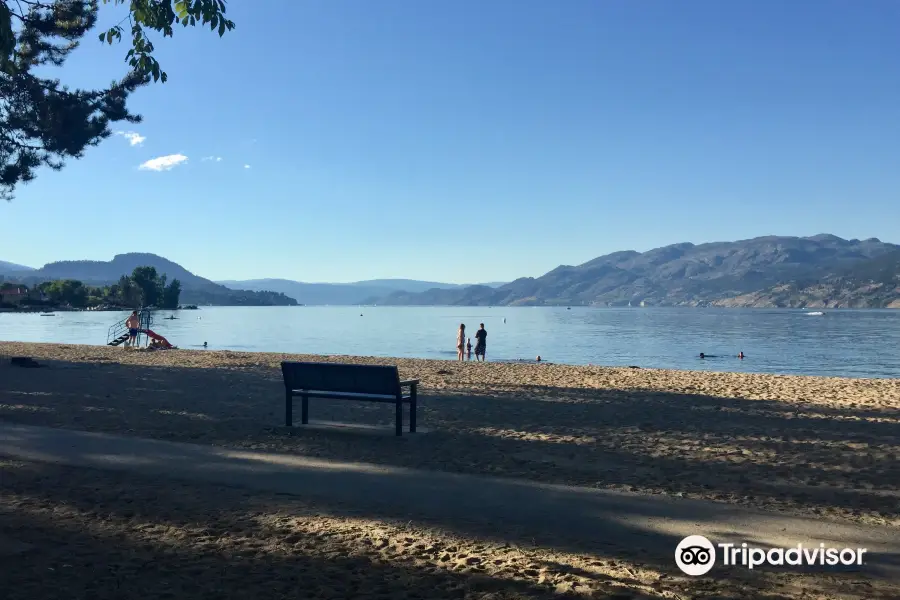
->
0;0;235;200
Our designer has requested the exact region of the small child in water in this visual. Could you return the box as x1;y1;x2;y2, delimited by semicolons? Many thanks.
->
466;337;472;360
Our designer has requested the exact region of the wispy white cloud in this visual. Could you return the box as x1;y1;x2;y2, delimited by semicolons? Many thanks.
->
139;154;189;171
115;131;146;146
202;156;223;162
243;164;251;169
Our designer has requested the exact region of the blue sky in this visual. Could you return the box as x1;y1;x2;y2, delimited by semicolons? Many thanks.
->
3;0;900;283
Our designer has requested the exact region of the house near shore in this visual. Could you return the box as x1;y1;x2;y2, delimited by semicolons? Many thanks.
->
0;284;47;306
0;285;28;305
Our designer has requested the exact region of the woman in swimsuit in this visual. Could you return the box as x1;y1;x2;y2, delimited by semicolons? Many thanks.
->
456;323;466;361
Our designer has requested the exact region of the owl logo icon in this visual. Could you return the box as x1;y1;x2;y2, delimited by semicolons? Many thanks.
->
675;535;716;576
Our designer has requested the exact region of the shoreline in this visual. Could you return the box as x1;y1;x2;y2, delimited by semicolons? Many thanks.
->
0;338;898;380
0;338;900;382
3;339;898;382
0;306;199;313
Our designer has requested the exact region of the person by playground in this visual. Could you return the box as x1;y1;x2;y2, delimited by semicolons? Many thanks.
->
125;311;140;347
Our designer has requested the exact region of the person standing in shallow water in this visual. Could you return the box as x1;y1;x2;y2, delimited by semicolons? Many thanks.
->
474;323;487;362
456;323;466;361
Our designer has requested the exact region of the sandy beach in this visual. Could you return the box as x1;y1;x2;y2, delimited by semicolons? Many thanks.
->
2;341;899;598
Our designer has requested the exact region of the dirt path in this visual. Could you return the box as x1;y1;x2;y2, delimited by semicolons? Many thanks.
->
2;422;898;589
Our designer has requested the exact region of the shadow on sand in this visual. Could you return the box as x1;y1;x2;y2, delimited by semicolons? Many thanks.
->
2;357;900;598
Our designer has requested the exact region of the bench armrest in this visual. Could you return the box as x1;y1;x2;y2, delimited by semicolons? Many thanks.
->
400;379;419;387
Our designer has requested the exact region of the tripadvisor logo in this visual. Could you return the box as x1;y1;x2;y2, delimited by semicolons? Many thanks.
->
675;535;868;576
675;535;716;576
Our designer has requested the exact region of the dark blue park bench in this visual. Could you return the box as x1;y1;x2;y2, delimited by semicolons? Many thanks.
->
280;361;420;436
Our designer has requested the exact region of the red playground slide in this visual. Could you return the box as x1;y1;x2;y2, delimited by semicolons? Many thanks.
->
142;329;174;349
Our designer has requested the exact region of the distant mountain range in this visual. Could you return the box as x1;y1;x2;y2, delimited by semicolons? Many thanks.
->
373;234;900;309
0;253;297;306
4;235;898;309
0;260;34;273
216;278;507;305
0;254;506;306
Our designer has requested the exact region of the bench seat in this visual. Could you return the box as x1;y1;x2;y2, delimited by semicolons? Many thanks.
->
281;361;420;436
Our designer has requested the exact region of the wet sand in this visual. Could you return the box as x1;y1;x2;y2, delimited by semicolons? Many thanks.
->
1;342;899;598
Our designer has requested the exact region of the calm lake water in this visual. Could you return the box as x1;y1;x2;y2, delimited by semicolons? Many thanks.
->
1;306;899;378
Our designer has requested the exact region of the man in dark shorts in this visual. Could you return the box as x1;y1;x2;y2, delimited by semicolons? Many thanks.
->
474;323;487;361
126;310;140;347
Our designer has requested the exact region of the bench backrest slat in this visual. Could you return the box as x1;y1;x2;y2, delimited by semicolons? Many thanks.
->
281;361;401;396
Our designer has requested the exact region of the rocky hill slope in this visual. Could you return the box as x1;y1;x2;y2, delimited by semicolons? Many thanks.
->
374;235;900;308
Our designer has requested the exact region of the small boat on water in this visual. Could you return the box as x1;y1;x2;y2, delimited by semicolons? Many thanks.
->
40;312;55;316
805;311;824;316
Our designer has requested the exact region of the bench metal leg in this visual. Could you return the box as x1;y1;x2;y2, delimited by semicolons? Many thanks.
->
285;390;292;427
395;400;402;436
409;385;417;433
301;394;309;425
